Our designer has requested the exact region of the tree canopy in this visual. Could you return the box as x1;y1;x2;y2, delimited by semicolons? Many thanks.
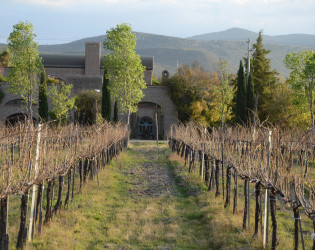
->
284;50;315;131
48;81;75;124
252;31;279;122
7;21;41;124
103;23;146;125
168;61;234;127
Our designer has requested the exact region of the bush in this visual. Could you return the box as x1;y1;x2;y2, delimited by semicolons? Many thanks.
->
75;90;102;125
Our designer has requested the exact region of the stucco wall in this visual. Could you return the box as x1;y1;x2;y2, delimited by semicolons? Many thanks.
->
0;83;39;122
119;85;178;139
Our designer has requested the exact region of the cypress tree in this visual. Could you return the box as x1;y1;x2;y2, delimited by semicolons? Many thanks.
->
252;31;278;121
101;68;111;121
113;101;118;123
246;72;255;124
38;65;48;122
235;60;247;124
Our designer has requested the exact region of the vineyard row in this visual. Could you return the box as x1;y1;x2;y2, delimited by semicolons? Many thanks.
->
169;122;315;249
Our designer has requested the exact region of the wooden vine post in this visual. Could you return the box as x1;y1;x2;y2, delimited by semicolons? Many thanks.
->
28;124;42;241
0;197;9;250
201;143;205;181
155;104;159;146
263;130;272;248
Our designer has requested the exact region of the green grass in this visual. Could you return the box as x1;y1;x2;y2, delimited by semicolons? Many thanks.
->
5;141;313;249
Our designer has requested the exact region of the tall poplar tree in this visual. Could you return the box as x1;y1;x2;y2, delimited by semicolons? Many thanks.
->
252;31;278;121
235;60;247;124
103;24;146;126
8;21;41;124
101;68;111;121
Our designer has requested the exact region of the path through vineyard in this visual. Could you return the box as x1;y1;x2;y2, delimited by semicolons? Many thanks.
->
28;142;254;249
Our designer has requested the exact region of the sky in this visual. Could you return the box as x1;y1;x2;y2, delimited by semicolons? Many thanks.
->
1;0;315;45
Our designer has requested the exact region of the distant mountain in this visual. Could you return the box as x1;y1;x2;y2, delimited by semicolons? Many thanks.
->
2;28;314;78
188;28;315;47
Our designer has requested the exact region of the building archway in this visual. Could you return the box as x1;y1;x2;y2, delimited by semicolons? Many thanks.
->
5;113;36;127
138;117;154;139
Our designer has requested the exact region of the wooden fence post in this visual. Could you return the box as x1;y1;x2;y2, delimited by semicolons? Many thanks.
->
263;130;272;248
28;124;42;241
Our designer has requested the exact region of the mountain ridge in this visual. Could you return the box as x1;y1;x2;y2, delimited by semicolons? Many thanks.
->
188;27;315;47
2;28;314;77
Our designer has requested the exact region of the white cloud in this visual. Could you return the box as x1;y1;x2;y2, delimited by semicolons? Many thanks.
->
18;0;223;6
16;0;142;7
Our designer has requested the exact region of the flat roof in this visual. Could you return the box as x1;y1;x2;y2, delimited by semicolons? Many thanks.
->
40;53;153;70
41;54;85;68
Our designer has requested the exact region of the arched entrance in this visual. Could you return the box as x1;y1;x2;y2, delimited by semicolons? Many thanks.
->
5;113;36;127
5;113;27;127
138;117;154;139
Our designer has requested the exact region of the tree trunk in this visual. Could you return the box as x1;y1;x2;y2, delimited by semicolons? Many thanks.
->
243;179;248;230
270;188;278;249
253;182;261;238
16;193;28;249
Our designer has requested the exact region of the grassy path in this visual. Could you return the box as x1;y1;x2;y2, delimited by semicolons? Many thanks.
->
27;142;258;249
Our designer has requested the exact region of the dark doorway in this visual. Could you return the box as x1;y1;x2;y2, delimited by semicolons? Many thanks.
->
139;117;154;139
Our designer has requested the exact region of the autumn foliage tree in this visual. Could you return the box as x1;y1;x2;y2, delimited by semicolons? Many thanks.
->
168;62;233;127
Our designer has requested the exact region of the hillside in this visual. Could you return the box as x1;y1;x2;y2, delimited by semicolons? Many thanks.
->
188;27;315;47
2;28;314;77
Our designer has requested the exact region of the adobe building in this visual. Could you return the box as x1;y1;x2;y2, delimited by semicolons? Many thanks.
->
0;42;178;139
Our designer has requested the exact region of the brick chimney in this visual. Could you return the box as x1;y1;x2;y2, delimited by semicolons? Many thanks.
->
85;42;101;75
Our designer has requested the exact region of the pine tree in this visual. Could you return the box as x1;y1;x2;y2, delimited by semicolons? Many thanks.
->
38;65;49;122
252;31;278;121
246;72;255;124
235;60;247;124
101;68;111;121
113;101;118;123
